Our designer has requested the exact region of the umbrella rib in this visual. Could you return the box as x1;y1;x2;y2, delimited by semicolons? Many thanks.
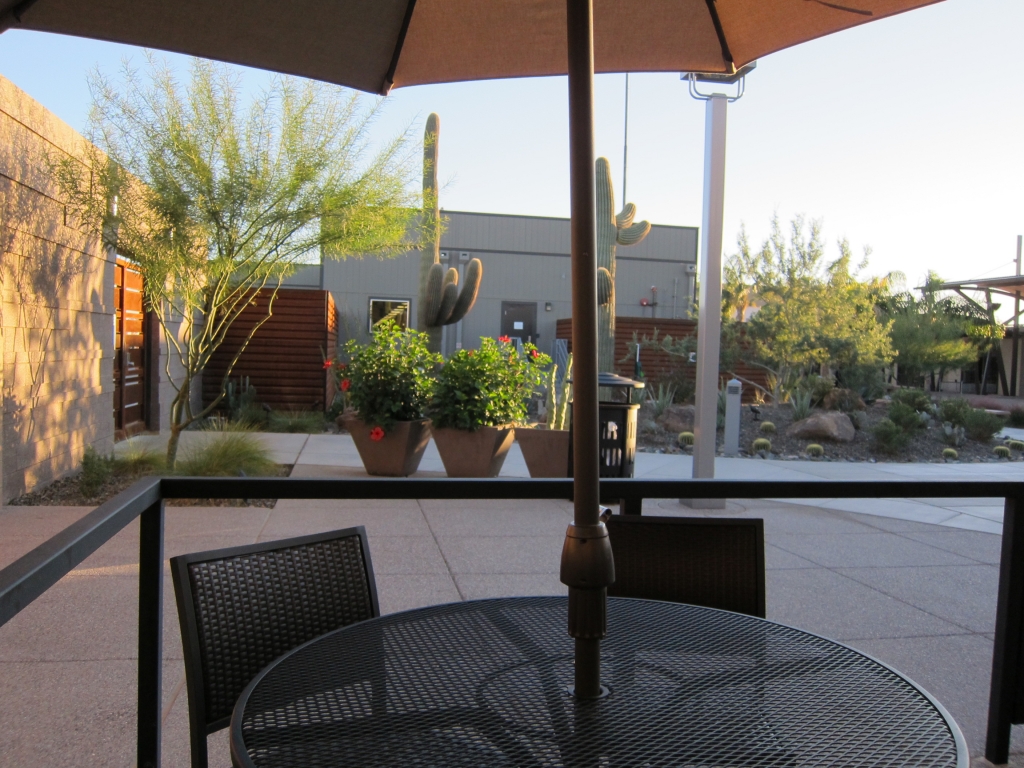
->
702;0;734;68
381;0;418;95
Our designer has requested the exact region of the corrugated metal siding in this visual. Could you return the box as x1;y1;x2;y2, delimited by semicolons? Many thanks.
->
556;317;770;403
204;288;337;412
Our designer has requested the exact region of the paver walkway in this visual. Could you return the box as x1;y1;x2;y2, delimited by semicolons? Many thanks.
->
0;433;1020;765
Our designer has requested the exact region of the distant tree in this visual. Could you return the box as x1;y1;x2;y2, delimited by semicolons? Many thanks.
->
734;216;895;398
881;272;997;388
51;57;417;464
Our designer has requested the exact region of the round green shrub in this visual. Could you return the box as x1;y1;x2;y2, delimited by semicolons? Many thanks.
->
871;418;911;456
942;448;959;461
888;401;925;432
752;437;771;453
964;409;1005;442
1009;408;1024;428
890;388;933;413
806;444;824;458
1009;440;1024;452
759;421;776;434
994;445;1012;459
677;431;695;447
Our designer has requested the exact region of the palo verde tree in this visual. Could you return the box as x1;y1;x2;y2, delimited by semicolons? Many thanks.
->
52;57;417;465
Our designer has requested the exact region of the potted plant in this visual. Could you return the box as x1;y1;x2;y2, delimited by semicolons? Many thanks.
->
429;336;550;477
516;353;572;477
332;320;440;476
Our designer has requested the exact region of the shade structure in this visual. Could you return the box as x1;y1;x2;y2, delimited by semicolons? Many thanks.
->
2;0;941;95
1;0;944;707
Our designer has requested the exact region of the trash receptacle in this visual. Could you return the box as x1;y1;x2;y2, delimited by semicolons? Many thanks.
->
569;372;645;479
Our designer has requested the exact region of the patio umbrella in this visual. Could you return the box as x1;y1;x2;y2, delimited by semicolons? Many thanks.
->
0;0;944;699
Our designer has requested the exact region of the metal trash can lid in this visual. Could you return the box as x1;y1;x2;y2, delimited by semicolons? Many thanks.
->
569;372;645;389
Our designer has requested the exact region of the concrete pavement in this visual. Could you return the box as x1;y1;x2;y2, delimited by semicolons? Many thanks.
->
0;432;1019;765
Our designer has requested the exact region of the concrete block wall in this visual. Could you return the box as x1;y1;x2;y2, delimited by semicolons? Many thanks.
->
0;75;115;499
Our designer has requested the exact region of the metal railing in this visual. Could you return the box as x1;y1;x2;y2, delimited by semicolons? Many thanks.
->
1;476;1023;766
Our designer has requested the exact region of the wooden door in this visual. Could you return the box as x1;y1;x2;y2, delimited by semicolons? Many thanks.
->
114;258;147;437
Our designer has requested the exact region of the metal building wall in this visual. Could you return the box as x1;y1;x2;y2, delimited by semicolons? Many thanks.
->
319;210;698;355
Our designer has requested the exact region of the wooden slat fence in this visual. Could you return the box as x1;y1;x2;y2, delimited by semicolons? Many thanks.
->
555;316;770;402
204;288;337;412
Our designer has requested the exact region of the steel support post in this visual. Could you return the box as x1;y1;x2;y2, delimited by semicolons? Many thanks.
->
562;0;614;701
137;499;165;768
986;494;1024;764
685;94;728;507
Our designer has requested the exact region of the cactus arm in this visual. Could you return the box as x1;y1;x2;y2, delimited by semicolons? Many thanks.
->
423;261;445;326
446;257;482;325
597;267;613;307
615;203;636;229
435;267;460;324
617;219;651;246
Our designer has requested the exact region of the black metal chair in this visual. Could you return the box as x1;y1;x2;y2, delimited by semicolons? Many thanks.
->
605;514;765;617
170;527;379;768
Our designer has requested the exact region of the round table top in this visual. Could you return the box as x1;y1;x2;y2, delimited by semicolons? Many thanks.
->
231;596;967;768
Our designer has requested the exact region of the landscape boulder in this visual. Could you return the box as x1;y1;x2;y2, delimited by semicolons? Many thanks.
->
657;404;695;434
786;411;856;443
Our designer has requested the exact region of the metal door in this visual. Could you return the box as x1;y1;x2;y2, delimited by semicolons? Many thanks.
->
500;302;538;344
114;258;147;437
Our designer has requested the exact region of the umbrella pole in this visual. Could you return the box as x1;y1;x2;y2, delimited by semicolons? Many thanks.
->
560;0;614;700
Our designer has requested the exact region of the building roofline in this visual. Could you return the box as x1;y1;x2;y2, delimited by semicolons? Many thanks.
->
441;209;698;233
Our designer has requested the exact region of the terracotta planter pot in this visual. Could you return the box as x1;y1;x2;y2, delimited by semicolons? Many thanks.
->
344;416;431;477
515;427;570;478
431;425;515;478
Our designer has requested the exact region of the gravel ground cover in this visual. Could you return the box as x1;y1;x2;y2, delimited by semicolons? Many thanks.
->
637;401;1021;464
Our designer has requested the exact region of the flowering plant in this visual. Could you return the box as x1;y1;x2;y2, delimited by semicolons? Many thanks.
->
429;336;551;430
335;320;441;433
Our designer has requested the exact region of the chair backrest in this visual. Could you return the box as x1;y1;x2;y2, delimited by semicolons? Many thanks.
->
171;527;379;768
606;515;765;618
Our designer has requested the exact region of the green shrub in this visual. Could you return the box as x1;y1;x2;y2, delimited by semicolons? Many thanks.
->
752;437;771;454
891;388;933;413
791;391;813;421
430;337;550;430
964;409;1004;442
1009;440;1024;452
344;320;442;431
759;421;776;434
937;398;972;428
226;377;267;428
848;410;865;430
657;369;695;404
942;448;959;461
80;447;114;498
823;388;865;413
796;374;834;407
266;410;325;433
806;444;824;458
1009;408;1024;428
677;431;695;447
994;445;1012;459
871;418;911;456
888;402;924;432
113;440;165;476
838;365;886;402
175;432;278;477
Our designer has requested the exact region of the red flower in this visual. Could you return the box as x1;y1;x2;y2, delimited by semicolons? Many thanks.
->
322;359;334;370
369;426;385;441
530;349;539;359
468;350;475;356
341;379;351;392
498;335;511;343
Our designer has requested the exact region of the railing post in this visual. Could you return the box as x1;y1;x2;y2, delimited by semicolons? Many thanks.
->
987;494;1024;764
137;498;165;768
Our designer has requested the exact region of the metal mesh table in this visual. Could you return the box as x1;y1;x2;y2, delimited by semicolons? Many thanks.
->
230;597;968;767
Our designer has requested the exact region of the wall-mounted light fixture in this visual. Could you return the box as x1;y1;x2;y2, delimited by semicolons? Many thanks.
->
545;302;553;312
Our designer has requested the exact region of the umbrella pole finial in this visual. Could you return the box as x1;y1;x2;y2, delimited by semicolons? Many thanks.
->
562;0;612;701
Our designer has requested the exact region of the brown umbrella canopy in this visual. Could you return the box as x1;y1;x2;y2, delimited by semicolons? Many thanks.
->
1;0;940;95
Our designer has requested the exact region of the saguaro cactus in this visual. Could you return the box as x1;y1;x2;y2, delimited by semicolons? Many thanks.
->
418;113;482;354
596;157;650;373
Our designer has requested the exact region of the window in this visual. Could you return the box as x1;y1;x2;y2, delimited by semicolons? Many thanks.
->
369;298;410;330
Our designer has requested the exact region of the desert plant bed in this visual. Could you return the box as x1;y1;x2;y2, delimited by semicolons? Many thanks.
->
636;401;1018;463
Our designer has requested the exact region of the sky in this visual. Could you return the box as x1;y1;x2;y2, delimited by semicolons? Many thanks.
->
0;0;1021;300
